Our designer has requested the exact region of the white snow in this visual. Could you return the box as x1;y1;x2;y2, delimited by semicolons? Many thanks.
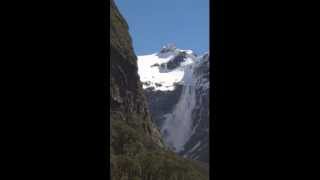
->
137;49;196;91
137;53;185;91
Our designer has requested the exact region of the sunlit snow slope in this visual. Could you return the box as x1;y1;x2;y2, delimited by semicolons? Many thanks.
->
137;44;196;91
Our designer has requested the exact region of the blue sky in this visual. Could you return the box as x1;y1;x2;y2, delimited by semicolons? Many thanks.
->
115;0;209;55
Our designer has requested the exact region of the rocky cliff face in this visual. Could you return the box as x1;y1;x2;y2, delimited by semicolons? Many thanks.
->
110;0;163;152
110;1;208;179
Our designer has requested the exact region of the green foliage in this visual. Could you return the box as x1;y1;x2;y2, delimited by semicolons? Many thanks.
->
131;177;141;180
111;119;146;156
111;151;208;180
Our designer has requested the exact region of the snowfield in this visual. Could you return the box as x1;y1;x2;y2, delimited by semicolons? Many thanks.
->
137;47;196;91
137;53;185;91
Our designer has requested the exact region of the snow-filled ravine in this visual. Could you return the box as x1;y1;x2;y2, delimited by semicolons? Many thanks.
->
137;44;209;153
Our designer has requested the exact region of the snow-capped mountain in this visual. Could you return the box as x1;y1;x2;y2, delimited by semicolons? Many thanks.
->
138;44;197;91
137;44;210;163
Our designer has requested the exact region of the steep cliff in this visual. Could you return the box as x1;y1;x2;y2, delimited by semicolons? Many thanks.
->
110;0;208;179
110;0;164;154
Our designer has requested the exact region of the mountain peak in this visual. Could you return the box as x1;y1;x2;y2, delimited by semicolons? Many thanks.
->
162;43;177;50
158;43;177;55
157;43;197;59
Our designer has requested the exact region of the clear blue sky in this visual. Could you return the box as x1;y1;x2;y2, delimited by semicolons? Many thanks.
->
115;0;209;56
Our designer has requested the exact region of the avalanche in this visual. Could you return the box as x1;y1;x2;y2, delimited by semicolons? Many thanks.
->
160;62;197;152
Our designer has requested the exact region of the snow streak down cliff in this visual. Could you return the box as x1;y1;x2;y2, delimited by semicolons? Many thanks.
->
161;62;197;152
138;44;209;162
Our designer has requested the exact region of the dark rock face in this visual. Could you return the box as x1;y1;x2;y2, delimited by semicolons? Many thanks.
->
110;0;163;150
144;85;183;127
110;1;208;179
160;52;187;70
